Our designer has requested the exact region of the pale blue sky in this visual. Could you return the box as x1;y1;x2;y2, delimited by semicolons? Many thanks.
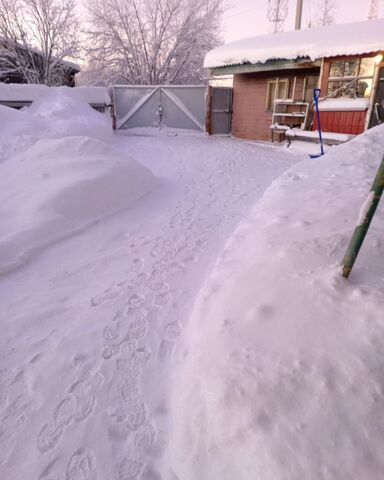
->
222;0;384;42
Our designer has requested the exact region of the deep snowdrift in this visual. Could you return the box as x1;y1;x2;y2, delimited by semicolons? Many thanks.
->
28;87;112;142
171;124;384;480
0;90;156;273
0;87;113;163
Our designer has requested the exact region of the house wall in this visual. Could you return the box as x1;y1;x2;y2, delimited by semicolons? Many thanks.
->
313;110;367;135
231;68;320;141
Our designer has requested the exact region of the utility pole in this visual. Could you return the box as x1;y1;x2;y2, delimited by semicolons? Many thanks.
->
295;0;303;30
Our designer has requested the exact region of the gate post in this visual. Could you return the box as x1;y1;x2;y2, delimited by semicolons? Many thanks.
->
341;155;384;279
206;85;212;135
112;87;117;131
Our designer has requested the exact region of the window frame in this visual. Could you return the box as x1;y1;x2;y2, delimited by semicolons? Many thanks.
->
302;75;319;103
326;57;375;99
266;77;289;111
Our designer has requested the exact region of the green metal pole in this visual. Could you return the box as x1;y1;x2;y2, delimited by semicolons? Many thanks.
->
341;155;384;279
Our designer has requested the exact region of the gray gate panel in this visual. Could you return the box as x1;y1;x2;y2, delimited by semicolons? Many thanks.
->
161;94;199;130
113;85;207;132
114;87;154;122
123;90;161;128
211;87;233;135
162;87;206;129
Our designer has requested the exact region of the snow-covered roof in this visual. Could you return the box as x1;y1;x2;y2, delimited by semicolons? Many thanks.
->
0;84;111;105
0;36;80;71
318;98;370;112
204;19;384;69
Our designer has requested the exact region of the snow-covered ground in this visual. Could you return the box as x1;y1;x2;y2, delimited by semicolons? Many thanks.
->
0;90;300;480
3;87;384;480
171;124;384;480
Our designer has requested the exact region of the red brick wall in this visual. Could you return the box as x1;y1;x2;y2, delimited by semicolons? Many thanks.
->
231;73;270;141
231;69;319;141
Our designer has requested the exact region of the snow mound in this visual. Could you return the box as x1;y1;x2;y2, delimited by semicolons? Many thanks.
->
0;83;111;105
74;86;112;105
28;87;112;142
0;105;43;136
0;83;49;102
0;88;113;163
0;136;156;274
171;124;384;480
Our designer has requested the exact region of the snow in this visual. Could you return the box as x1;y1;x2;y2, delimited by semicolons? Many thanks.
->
0;136;156;274
27;88;112;141
72;86;112;105
170;123;384;480
0;115;299;478
2;79;384;480
318;98;370;112
0;83;49;101
0;84;111;105
0;89;155;275
204;19;384;68
356;190;376;226
286;128;355;142
0;87;113;163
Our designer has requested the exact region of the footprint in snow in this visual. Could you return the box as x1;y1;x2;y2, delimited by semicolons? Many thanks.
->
134;422;157;451
158;340;175;361
37;423;63;453
66;448;95;480
117;457;145;480
53;396;77;428
164;322;182;340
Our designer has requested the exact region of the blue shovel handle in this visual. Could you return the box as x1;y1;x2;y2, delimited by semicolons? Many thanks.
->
313;88;324;156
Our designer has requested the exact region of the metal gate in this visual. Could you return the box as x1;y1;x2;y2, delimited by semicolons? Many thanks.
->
209;87;233;135
113;85;207;132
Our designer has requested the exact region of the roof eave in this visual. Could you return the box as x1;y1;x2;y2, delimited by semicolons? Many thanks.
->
208;58;322;76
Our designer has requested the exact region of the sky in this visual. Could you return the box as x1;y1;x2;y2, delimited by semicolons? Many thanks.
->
222;0;384;42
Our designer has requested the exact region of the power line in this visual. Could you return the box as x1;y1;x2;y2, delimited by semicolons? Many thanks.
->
225;7;260;20
267;0;289;32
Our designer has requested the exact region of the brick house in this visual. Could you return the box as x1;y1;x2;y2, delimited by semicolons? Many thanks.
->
204;19;384;142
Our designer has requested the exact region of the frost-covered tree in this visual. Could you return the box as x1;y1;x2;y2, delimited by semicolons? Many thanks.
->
367;0;379;20
267;0;289;33
0;0;80;85
317;0;336;26
84;0;224;85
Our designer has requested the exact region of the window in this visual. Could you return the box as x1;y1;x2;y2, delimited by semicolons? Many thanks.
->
267;78;289;110
327;57;375;98
303;75;319;103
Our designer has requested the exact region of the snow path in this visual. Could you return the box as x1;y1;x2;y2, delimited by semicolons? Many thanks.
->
0;132;300;480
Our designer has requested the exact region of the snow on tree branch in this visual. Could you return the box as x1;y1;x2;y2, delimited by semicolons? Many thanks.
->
0;0;81;85
83;0;224;86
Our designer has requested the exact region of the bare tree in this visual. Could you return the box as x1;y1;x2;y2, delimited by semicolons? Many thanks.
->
0;0;80;85
267;0;289;33
84;0;224;85
317;0;336;26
